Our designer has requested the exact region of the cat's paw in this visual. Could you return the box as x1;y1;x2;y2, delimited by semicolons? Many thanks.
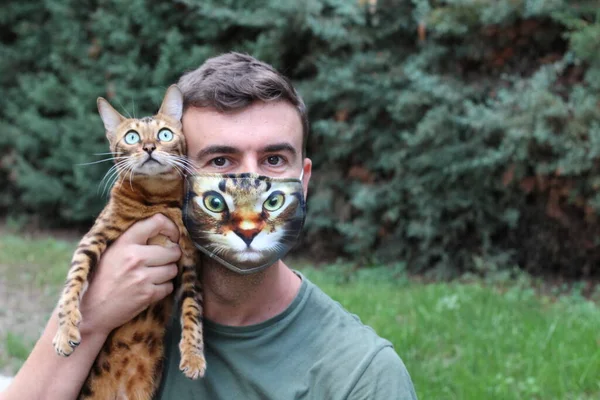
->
53;308;82;356
53;325;82;357
179;346;206;379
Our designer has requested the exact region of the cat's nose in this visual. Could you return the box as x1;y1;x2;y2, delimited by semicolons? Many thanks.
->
143;143;156;154
234;228;260;247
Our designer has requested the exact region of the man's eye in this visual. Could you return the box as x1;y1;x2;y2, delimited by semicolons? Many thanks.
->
267;155;281;165
212;157;227;167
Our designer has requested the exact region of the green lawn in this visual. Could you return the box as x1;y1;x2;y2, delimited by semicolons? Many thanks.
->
0;233;599;399
303;267;600;400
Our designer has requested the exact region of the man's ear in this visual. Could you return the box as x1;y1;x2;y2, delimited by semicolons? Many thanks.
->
301;158;312;199
157;84;183;122
97;97;125;141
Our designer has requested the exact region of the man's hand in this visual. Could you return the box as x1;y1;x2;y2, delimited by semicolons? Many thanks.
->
80;213;181;336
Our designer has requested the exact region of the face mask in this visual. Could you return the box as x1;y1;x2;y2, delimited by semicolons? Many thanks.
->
183;171;306;275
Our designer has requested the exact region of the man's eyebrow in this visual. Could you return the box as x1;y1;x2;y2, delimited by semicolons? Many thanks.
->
195;145;240;160
261;143;297;156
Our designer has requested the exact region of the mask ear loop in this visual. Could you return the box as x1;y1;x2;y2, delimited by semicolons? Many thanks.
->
299;168;304;181
183;177;194;233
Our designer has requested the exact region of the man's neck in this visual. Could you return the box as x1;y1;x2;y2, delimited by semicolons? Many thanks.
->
201;259;302;327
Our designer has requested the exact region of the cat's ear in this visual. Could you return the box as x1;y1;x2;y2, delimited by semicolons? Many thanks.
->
97;97;125;140
157;84;183;122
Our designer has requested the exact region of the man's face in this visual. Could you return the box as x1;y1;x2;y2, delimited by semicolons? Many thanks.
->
182;100;311;196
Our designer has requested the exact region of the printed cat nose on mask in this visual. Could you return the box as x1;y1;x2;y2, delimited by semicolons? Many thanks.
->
234;220;264;246
183;172;306;275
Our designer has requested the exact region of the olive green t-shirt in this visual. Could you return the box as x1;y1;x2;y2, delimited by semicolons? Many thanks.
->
156;272;417;399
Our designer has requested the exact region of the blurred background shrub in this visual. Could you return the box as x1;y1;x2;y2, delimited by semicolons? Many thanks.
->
1;0;599;278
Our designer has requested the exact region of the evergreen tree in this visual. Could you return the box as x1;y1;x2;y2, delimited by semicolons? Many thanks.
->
1;0;598;276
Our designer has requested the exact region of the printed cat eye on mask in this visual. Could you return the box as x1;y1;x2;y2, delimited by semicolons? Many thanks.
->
183;172;306;274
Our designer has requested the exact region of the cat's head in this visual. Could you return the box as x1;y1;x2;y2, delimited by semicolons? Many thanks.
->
186;173;305;266
97;85;187;177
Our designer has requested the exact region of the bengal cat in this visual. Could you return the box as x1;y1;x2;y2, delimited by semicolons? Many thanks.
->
53;85;206;399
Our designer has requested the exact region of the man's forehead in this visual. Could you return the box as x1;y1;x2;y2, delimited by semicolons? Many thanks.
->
193;142;297;160
182;102;303;154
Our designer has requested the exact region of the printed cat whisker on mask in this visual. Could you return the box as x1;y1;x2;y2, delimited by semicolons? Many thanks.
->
207;244;232;257
264;242;287;254
184;172;306;275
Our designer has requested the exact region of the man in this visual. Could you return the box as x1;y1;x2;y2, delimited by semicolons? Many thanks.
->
2;53;417;399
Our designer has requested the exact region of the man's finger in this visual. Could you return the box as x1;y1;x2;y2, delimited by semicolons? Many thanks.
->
120;214;180;245
147;263;179;285
151;281;174;303
139;245;181;267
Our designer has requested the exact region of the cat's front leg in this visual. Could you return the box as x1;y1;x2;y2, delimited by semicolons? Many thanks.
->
53;233;108;357
53;210;129;357
177;231;206;379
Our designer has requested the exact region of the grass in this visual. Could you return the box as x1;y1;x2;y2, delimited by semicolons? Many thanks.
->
0;233;77;374
0;233;599;399
4;332;31;361
301;266;600;400
0;233;76;289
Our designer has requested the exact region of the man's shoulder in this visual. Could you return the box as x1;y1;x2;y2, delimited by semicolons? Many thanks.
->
300;275;395;361
350;346;418;399
301;274;389;342
295;273;417;399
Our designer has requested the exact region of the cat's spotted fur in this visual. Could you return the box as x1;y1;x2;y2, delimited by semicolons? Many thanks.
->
53;85;205;400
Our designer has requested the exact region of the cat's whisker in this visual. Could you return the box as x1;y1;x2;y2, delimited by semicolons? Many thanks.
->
171;164;185;179
116;173;127;191
93;152;124;156
101;165;126;197
123;158;139;192
128;166;135;191
77;157;126;166
114;98;133;119
106;158;135;195
115;162;133;192
174;157;199;172
168;158;198;175
178;164;198;176
103;173;122;198
169;162;195;176
163;154;198;173
98;159;130;195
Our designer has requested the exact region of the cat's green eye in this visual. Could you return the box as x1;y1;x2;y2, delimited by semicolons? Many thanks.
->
124;131;140;145
264;192;285;211
203;192;227;213
157;129;173;142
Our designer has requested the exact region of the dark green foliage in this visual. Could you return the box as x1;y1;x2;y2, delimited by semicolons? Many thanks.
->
1;0;599;276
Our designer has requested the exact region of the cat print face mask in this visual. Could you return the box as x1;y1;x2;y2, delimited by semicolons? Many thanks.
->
183;172;306;275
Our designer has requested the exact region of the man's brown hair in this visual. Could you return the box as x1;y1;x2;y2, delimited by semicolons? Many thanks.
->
177;52;309;155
